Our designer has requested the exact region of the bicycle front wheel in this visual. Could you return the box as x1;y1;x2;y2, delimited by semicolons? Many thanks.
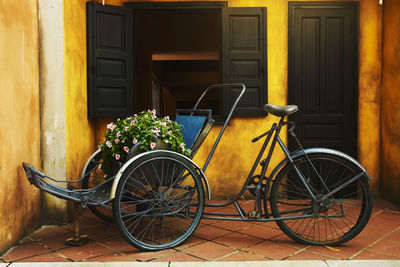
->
270;153;372;246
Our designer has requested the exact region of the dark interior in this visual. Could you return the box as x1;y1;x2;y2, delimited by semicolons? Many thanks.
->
133;12;220;117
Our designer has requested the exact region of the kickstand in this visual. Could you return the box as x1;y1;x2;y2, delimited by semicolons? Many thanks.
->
65;203;89;246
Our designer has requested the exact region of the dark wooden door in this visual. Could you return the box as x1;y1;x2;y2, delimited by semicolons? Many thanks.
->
87;2;134;118
221;7;267;117
288;2;359;157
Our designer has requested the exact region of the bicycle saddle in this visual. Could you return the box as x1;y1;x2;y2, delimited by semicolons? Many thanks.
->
264;104;298;117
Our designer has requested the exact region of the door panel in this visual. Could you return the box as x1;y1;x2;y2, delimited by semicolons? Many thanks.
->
221;7;267;117
288;3;358;157
87;2;134;118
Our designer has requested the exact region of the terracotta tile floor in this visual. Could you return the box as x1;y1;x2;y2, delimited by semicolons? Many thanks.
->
1;199;400;263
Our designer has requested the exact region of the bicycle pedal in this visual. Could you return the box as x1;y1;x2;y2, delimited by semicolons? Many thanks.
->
248;210;261;219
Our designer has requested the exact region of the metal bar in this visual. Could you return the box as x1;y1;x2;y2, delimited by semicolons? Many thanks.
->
276;135;317;201
201;84;246;173
201;214;316;222
203;212;242;217
319;172;365;202
234;201;246;219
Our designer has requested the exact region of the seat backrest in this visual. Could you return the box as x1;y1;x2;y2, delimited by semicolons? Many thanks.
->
175;109;214;158
175;115;207;150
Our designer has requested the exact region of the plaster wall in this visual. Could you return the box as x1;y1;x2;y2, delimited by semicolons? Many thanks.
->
381;0;400;204
0;0;41;253
39;0;68;223
63;0;96;185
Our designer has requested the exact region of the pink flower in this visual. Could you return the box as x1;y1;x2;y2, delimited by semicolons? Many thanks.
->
134;114;138;117
152;109;156;115
130;120;135;126
151;114;156;119
123;146;129;153
166;130;171;136
125;126;129;131
180;143;185;151
152;128;160;136
115;154;120;160
160;122;167;127
107;123;116;131
106;141;112;148
132;138;137;145
115;139;120;144
150;142;156;149
116;131;121;137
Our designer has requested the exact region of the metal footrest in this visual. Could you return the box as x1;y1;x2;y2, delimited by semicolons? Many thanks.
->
22;162;112;206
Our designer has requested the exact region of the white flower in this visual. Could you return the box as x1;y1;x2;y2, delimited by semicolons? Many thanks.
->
115;154;120;160
133;138;138;145
106;141;112;148
115;139;120;144
150;142;156;149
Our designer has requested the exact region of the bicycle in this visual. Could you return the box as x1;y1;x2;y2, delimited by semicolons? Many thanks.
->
23;83;372;252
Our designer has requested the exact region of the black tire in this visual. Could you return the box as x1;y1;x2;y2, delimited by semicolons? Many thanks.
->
113;151;204;251
82;150;115;223
270;153;372;246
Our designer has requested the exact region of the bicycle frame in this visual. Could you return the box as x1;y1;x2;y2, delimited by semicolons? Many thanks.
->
202;116;334;222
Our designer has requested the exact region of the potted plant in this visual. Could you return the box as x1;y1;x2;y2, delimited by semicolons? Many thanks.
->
99;109;190;176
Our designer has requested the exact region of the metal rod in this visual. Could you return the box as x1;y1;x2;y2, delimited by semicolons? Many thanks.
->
201;214;316;222
319;172;365;202
201;84;246;173
276;135;317;201
234;201;246;219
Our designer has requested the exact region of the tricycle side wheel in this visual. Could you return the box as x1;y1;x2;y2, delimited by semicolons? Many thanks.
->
113;151;204;251
82;150;114;223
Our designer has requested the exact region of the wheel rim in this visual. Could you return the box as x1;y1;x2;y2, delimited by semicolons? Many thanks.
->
116;157;203;249
271;154;371;245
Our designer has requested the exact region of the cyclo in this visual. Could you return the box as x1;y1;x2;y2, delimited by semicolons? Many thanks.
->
22;83;372;251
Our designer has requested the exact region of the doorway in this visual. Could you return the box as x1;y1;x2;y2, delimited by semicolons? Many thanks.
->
288;2;359;158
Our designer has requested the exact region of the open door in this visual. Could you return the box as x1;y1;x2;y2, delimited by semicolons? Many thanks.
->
87;2;134;118
221;7;267;117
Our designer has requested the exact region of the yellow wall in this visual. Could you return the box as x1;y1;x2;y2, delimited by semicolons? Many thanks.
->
0;0;41;253
64;0;97;182
381;0;400;204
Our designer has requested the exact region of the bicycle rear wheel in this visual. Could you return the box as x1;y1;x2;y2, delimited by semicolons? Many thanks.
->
113;151;204;251
270;153;372;246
